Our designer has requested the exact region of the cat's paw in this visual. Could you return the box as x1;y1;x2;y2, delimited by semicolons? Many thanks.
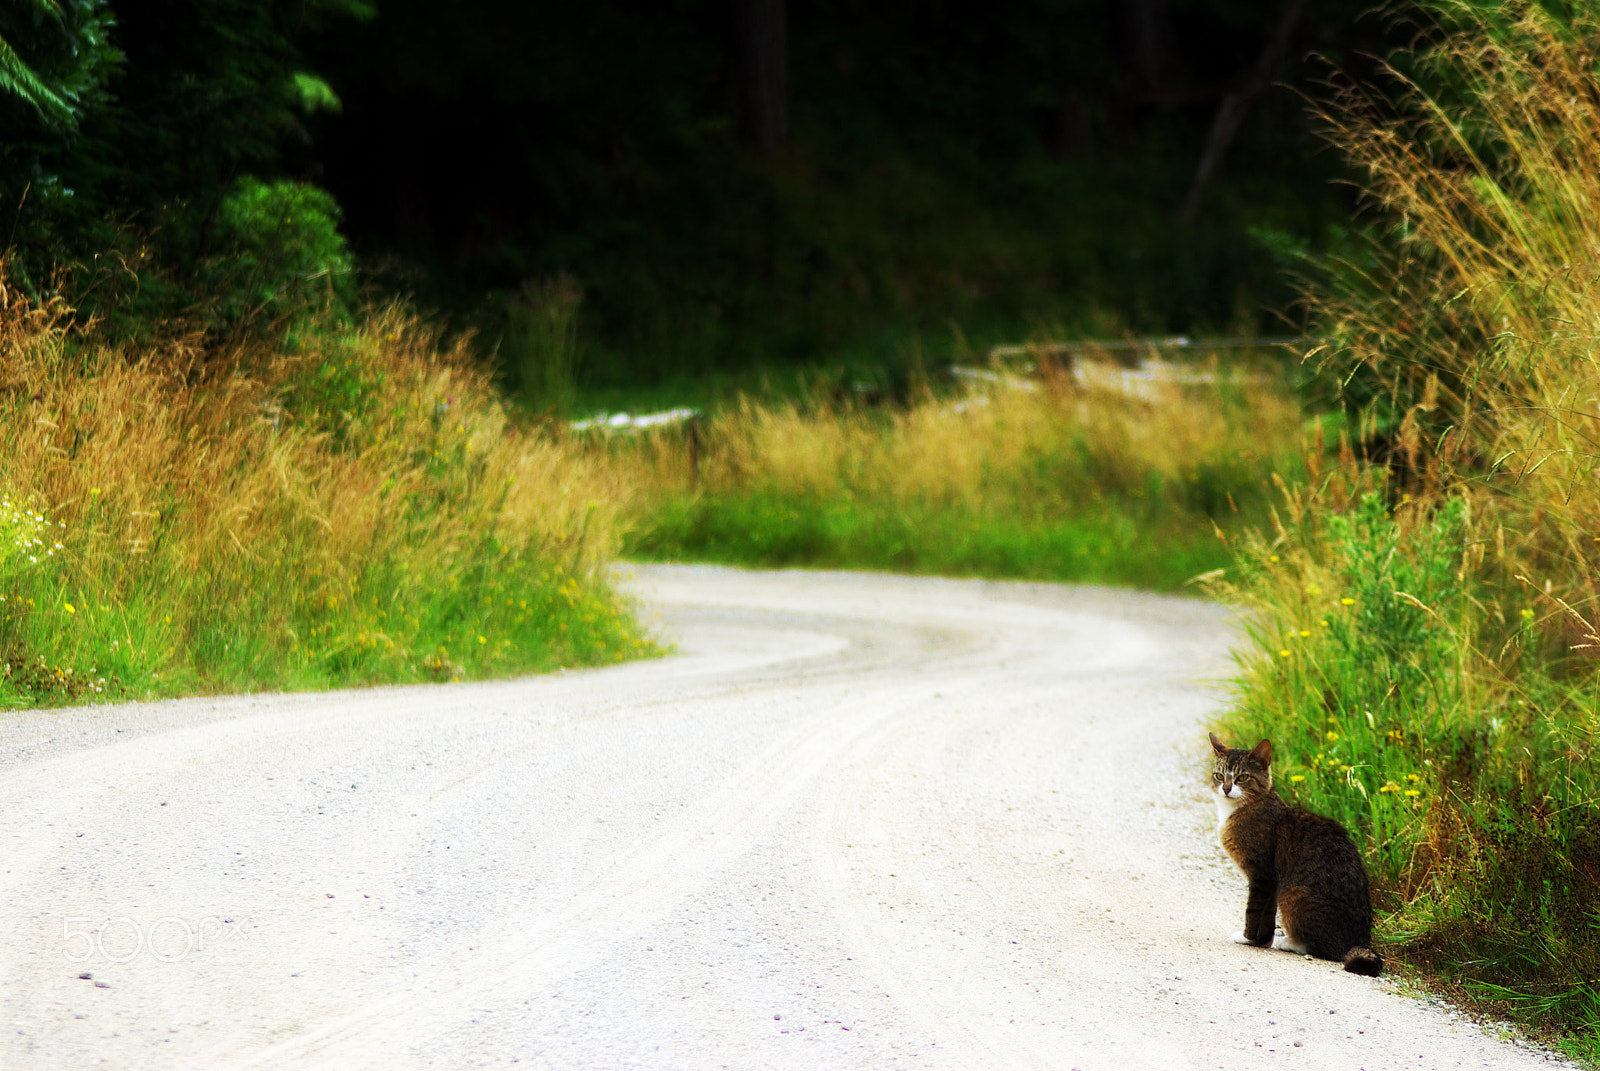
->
1272;934;1308;955
1231;931;1254;945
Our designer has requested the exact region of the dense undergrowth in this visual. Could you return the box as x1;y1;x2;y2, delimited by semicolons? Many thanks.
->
604;353;1308;590
1213;2;1600;1059
0;283;649;708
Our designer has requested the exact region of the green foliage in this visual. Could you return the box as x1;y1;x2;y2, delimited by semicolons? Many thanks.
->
0;0;369;325
0;294;650;710
1223;8;1600;1049
318;1;1389;385
500;276;581;414
1223;495;1473;873
0;0;120;293
274;336;378;447
0;531;646;707
0;0;82;127
200;177;353;327
1217;484;1600;1054
613;361;1307;592
0;492;58;574
0;0;118;130
77;0;373;212
1325;498;1466;704
291;70;342;114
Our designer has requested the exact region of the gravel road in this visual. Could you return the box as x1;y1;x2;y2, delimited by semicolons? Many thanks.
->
0;564;1578;1070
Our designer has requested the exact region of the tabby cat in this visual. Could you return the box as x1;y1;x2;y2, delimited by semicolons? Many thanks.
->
1208;732;1383;976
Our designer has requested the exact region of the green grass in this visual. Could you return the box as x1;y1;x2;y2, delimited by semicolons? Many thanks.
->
605;357;1309;592
1207;2;1600;1055
0;299;653;709
1213;485;1600;1059
628;489;1239;590
0;542;645;709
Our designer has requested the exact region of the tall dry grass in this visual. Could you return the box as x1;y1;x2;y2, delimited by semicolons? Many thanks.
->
1218;2;1600;1053
0;279;645;702
1315;0;1600;599
607;355;1307;588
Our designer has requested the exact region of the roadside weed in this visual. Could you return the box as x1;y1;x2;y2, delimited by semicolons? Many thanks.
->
0;287;652;708
1217;1;1600;1049
608;357;1307;590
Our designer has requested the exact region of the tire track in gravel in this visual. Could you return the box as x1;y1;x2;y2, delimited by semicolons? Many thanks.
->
226;683;944;1067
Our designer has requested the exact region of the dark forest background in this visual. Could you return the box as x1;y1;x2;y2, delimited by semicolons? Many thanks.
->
2;0;1407;394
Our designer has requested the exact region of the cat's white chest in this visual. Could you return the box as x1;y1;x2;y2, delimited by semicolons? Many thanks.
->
1213;785;1246;854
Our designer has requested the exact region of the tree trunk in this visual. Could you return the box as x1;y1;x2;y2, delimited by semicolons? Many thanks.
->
740;0;788;156
1179;0;1306;225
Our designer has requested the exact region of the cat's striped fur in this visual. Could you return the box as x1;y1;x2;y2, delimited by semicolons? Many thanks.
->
1210;733;1382;976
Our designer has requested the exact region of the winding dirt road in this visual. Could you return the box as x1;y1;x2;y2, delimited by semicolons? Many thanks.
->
0;565;1576;1069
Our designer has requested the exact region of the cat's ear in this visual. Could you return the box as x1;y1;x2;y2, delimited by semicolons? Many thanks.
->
1209;732;1228;756
1250;739;1274;766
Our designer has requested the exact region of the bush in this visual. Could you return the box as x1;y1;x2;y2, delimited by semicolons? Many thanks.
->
0;280;648;706
605;352;1307;589
200;177;354;328
500;276;581;414
1219;2;1600;1053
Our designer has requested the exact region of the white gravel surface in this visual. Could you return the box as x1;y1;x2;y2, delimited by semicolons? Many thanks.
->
0;564;1579;1070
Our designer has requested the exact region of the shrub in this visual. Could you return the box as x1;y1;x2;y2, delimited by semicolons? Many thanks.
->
0;279;648;706
606;352;1307;589
201;177;354;328
501;276;581;414
1219;1;1600;1053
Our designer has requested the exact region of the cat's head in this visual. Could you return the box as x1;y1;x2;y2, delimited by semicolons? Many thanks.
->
1208;732;1273;806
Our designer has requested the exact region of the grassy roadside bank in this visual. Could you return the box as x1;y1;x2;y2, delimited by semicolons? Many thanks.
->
0;288;651;708
604;356;1310;591
6;3;1595;1058
1210;3;1600;1059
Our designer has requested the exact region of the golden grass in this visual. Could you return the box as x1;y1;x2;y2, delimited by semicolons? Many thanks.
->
603;355;1306;586
0;280;639;698
633;361;1297;500
1317;0;1600;611
1216;3;1600;1051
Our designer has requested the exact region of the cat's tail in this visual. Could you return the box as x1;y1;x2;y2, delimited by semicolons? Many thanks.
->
1343;946;1383;976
